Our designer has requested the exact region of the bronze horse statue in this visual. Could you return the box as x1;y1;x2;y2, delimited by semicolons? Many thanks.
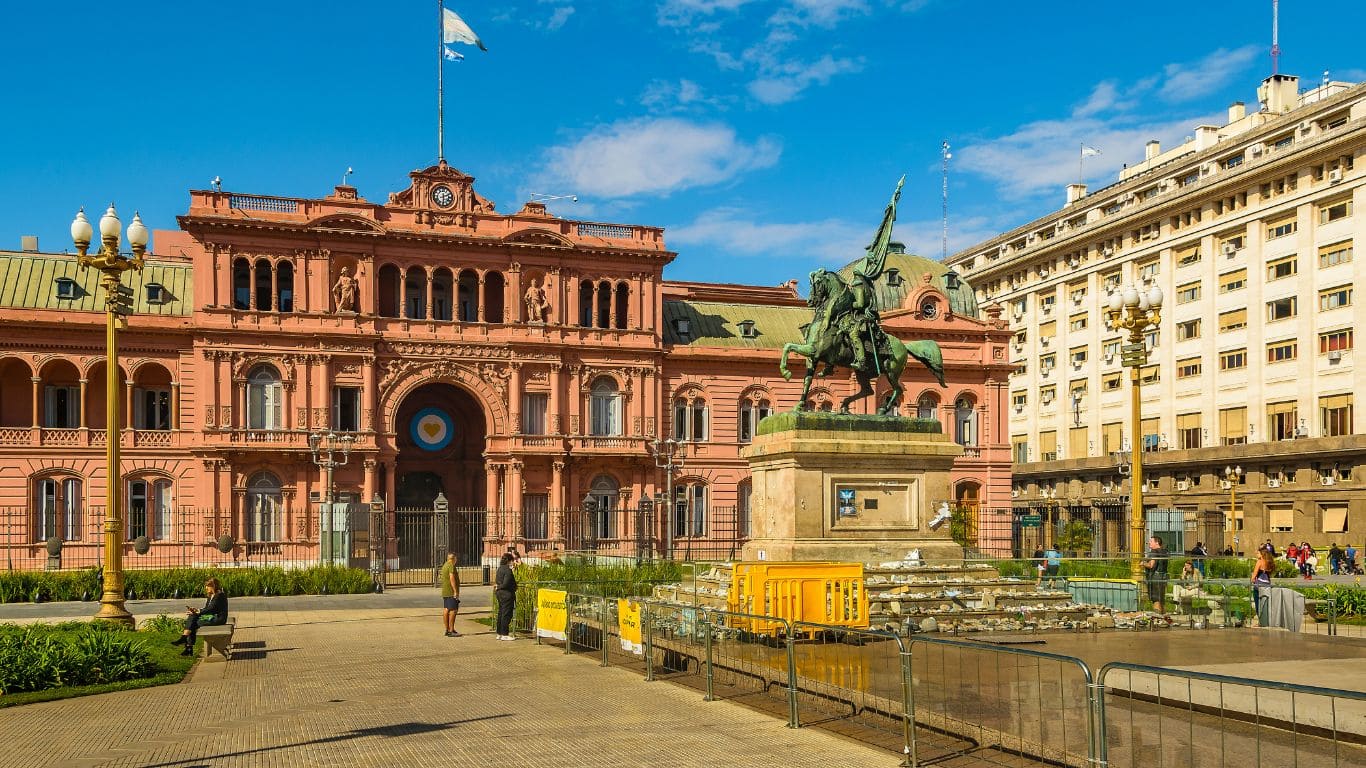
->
779;268;946;415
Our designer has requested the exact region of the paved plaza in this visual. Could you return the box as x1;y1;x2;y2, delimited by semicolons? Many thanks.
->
0;590;893;768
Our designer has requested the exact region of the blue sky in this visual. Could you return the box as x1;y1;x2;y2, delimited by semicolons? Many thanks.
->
1;1;1363;286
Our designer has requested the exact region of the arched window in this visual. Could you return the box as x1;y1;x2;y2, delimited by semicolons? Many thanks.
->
432;268;454;321
127;478;174;541
254;258;273;312
245;472;282;542
377;264;401;317
596;280;611;328
578;280;595;327
614;283;629;330
276;260;294;313
404;268;427;319
739;398;772;443
589;378;621;436
673;397;708;442
673;481;707;537
917;393;939;420
232;258;251;310
34;476;82;541
246;365;282;430
458;269;479;322
484;271;505;323
588;474;619;540
954;396;978;447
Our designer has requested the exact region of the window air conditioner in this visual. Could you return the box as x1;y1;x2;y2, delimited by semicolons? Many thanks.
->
1221;242;1238;256
1040;338;1051;348
1175;480;1190;491
1267;478;1282;488
1039;268;1050;278
1321;476;1337;486
1068;257;1081;268
1102;247;1115;257
1219;479;1232;490
1011;489;1020;498
1072;293;1084;305
1249;144;1263;156
1328;350;1343;362
1330;168;1344;183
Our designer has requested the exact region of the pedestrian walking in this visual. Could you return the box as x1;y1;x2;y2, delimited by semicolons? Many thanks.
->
1143;536;1170;614
1329;543;1344;576
1190;541;1208;576
440;553;461;637
494;551;519;641
1251;548;1275;623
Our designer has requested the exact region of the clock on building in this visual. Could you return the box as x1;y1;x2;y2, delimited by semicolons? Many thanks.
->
430;185;454;208
920;300;939;319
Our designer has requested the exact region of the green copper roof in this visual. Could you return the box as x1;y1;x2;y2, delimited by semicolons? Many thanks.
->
662;300;809;349
0;251;192;316
837;251;977;318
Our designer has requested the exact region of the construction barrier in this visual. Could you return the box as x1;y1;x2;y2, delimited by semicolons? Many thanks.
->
729;561;868;634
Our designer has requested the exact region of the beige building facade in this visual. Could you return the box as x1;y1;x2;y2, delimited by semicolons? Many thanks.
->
949;73;1366;555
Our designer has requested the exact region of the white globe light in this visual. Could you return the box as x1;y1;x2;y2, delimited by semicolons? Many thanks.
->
1107;292;1123;312
98;204;121;241
126;212;149;249
1148;286;1164;309
70;208;93;247
1138;293;1150;311
1122;286;1141;308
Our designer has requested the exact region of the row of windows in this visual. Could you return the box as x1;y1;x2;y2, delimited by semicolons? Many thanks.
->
34;386;172;430
1011;394;1356;461
33;477;174;541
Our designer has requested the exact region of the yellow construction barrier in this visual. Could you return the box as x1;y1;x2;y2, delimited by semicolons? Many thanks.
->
728;562;868;634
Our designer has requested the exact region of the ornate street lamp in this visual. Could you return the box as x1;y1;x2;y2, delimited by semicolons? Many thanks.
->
636;496;655;562
1103;283;1163;582
72;205;147;626
1222;464;1243;536
308;431;354;565
648;437;687;558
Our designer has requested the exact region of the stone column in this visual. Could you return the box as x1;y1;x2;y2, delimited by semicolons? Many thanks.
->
549;460;565;541
295;253;308;313
362;459;377;503
476;274;487;322
270;261;279;312
508;265;522;324
124;380;134;433
361;355;376;433
384;462;398;509
78;378;88;429
424;268;434;320
609;284;620;329
485;462;502;510
314;356;331;430
508;460;524;539
549;363;564;435
567;274;579;326
249;261;258;310
171;381;181;430
31;376;41;429
508;362;522;434
568;365;583;435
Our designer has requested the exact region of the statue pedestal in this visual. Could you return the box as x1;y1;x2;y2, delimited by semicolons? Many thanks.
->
740;412;965;564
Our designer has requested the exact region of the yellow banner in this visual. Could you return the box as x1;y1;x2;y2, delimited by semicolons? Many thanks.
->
536;589;567;641
618;598;643;654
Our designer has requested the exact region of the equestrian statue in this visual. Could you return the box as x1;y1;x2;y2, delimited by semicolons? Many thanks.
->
779;176;947;415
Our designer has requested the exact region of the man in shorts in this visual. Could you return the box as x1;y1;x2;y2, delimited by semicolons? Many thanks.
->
1143;536;1169;614
440;553;461;637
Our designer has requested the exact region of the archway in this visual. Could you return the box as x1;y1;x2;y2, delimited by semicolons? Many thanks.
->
393;382;488;509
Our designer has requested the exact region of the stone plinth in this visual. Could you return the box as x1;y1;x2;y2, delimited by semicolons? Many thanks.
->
740;412;964;564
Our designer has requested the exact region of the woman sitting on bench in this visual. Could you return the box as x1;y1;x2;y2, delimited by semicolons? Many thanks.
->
172;577;229;656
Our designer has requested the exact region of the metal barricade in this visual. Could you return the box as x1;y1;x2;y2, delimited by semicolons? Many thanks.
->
906;635;1100;768
1097;662;1366;767
790;621;915;766
699;608;800;729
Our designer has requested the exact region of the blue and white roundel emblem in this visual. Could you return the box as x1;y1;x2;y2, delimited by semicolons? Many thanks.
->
411;407;455;451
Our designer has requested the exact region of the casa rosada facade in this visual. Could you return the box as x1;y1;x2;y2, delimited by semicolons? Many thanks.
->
0;161;1012;569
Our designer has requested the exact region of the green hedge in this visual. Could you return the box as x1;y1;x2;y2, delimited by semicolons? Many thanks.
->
496;557;683;632
0;566;375;604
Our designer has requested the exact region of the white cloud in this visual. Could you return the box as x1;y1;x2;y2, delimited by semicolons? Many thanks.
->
769;0;869;27
640;78;713;111
1160;45;1260;102
658;0;757;27
666;208;1000;266
543;4;575;31
748;54;863;104
1073;81;1120;118
539;118;781;198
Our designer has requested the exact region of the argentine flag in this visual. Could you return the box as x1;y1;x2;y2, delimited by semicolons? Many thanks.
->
443;46;463;62
443;7;487;51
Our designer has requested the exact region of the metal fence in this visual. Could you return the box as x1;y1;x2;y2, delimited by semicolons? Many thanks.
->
969;504;1233;559
519;590;1366;768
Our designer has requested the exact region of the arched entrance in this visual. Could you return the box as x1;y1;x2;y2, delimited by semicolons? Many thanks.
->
393;382;487;508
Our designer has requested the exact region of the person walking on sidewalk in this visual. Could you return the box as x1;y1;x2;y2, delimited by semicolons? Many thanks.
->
494;551;519;641
440;553;461;637
1143;536;1170;614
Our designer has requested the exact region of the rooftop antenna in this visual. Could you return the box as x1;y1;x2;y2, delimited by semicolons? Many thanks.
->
1271;0;1280;75
342;166;354;186
941;140;951;261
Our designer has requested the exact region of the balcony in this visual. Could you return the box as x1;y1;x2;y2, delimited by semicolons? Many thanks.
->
0;428;181;449
571;435;644;453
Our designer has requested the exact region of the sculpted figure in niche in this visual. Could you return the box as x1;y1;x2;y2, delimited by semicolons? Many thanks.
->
332;266;359;313
524;277;551;323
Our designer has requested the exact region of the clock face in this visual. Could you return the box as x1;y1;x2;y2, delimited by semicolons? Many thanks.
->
921;300;939;319
430;185;454;208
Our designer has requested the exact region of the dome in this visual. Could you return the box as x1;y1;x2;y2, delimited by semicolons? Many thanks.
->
837;246;978;317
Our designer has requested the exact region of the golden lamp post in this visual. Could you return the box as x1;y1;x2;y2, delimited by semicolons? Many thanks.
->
1104;283;1163;583
72;205;147;626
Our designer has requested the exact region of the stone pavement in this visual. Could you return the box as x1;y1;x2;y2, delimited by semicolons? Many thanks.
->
0;590;893;768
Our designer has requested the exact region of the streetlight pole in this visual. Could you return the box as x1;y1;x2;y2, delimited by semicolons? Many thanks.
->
309;431;354;565
72;205;147;626
1103;283;1163;583
1223;464;1243;542
649;438;686;558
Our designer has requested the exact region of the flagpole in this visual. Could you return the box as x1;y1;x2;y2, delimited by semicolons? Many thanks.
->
437;0;445;162
1078;142;1083;184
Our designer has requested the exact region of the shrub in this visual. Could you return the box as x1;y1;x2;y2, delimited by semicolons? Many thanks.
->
0;566;373;604
0;623;154;695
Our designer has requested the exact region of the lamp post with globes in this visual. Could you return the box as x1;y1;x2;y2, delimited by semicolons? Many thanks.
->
648;438;687;558
71;205;148;626
1103;283;1163;583
308;431;355;565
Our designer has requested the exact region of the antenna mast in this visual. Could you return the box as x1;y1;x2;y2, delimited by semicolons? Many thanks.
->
941;140;951;262
1271;0;1281;75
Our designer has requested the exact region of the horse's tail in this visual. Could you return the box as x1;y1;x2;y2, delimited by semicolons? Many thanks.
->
906;340;947;387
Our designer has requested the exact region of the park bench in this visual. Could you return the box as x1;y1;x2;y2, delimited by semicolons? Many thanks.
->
198;621;235;661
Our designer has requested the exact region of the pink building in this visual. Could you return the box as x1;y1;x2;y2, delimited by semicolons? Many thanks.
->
0;161;1011;573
